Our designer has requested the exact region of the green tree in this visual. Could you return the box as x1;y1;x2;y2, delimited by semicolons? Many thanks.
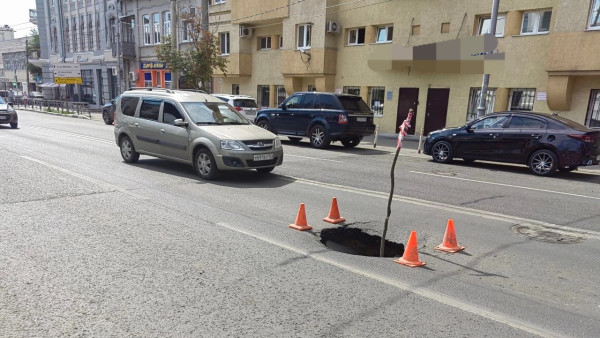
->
26;29;42;80
155;5;227;91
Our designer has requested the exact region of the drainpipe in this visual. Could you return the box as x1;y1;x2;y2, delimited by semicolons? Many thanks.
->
476;0;500;118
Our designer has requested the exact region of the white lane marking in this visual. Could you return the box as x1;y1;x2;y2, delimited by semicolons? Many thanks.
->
410;170;600;201
285;154;344;163
21;156;148;200
282;176;600;241
24;125;114;145
217;221;564;338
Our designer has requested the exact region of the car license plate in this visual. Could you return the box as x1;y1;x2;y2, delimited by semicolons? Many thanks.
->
357;117;366;122
254;153;273;161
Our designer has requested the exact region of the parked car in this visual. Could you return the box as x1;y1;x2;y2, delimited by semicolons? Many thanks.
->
29;91;45;99
102;95;120;125
0;97;18;128
423;111;600;176
114;88;283;180
255;92;376;149
212;94;259;123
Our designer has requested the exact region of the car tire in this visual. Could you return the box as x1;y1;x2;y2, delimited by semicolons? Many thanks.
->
194;148;220;180
431;141;453;163
120;136;140;163
309;125;330;149
341;137;362;148
256;119;272;132
528;149;558;176
10;122;18;129
288;137;302;143
256;166;275;174
559;165;578;172
102;110;113;125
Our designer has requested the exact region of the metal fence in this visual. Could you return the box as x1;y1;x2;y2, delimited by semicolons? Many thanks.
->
10;98;91;118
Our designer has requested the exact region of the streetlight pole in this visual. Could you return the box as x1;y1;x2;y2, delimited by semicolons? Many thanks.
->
26;38;30;93
476;0;500;118
170;0;178;89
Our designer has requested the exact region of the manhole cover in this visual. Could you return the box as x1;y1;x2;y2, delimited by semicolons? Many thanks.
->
320;227;404;257
511;224;587;244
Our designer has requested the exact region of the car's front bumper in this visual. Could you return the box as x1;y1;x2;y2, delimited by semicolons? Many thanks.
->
215;148;284;170
0;112;18;124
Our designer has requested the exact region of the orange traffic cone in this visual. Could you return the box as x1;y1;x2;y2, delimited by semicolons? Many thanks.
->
435;219;465;253
323;197;345;224
289;203;313;231
394;231;426;267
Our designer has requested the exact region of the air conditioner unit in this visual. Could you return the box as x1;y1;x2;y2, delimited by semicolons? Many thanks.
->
129;71;138;81
239;25;253;38
326;20;339;33
111;66;117;74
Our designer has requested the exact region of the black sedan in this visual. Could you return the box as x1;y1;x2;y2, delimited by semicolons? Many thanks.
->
423;111;600;176
102;95;120;125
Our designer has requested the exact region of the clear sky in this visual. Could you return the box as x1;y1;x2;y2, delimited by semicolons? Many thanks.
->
0;0;37;38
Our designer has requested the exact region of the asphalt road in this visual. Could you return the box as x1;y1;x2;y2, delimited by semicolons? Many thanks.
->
1;109;599;337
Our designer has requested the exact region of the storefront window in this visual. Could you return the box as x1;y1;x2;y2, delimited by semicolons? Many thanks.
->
80;70;95;104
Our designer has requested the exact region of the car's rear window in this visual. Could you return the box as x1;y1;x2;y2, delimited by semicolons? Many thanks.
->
338;96;371;112
120;96;140;117
234;99;257;108
549;114;593;131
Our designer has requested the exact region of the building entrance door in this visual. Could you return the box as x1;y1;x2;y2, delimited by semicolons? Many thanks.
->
424;88;450;135
396;88;419;134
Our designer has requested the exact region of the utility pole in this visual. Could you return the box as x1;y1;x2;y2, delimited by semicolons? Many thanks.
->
171;0;178;89
476;0;500;118
26;38;30;93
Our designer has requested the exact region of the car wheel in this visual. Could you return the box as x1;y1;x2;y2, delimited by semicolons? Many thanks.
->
529;149;558;176
120;136;140;163
256;119;272;132
256;166;275;174
309;125;330;149
102;110;113;125
341;137;362;148
194;148;220;180
559;165;578;172
10;122;18;129
431;141;453;163
288;137;302;143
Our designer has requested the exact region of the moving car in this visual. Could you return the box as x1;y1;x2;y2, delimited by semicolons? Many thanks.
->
423;111;600;176
114;88;283;180
0;97;18;129
212;94;259;123
255;92;376;149
102;95;120;125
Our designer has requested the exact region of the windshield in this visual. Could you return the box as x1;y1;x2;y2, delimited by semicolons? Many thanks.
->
0;97;5;104
182;102;250;125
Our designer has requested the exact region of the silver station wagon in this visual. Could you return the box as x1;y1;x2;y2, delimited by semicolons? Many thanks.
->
114;88;284;180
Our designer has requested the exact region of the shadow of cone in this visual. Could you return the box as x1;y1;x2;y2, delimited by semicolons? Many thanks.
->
394;231;426;267
435;219;465;253
323;197;345;224
289;203;313;231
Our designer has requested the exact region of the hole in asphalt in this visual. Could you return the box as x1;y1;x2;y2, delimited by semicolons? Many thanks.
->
319;227;405;257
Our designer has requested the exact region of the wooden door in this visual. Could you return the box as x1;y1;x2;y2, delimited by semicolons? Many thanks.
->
396;88;419;135
424;88;450;135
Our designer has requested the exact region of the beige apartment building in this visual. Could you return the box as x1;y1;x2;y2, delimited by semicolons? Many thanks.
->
209;0;600;135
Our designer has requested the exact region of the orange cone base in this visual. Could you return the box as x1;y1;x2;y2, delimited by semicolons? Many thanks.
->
289;223;313;231
394;257;426;267
323;216;346;224
434;244;465;253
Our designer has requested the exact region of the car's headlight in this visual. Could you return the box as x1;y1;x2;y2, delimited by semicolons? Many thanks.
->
274;137;281;148
220;140;246;151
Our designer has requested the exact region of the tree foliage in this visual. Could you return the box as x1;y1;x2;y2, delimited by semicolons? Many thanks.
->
155;5;227;91
26;29;42;79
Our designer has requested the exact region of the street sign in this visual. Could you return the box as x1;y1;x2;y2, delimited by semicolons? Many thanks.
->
53;63;82;84
55;77;83;84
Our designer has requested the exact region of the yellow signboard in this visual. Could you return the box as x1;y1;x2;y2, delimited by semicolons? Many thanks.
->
54;77;83;84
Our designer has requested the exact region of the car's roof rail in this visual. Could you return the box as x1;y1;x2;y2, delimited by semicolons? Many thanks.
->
126;87;208;95
178;89;208;94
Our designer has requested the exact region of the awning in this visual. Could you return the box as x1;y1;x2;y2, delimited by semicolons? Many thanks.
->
39;82;59;88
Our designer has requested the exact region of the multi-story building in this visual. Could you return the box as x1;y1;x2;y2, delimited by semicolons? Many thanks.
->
209;0;600;134
0;24;38;94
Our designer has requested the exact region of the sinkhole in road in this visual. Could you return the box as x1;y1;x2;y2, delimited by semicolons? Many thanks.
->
319;227;405;257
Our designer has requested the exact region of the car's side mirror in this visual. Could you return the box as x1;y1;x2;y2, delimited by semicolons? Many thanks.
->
465;125;474;132
8;102;14;107
174;119;188;127
280;104;287;110
110;99;115;104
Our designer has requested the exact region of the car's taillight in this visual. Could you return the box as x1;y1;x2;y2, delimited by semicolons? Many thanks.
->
338;114;348;124
568;134;598;143
234;106;243;111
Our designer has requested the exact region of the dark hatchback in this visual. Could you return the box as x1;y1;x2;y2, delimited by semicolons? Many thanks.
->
255;92;376;149
423;111;600;176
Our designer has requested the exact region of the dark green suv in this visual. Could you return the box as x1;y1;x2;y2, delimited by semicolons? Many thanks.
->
255;92;376;149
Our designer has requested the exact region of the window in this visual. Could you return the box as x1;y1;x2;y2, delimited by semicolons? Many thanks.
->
297;24;312;49
585;89;600;127
348;27;365;45
96;13;101;50
220;32;230;55
509;88;536;111
213;0;225;4
80;15;85;51
164;12;171;37
81;70;95;104
182;8;195;42
163;102;184;125
369;87;385;116
257;85;270;108
315;94;338;109
139;99;161;121
300;93;317;108
259;36;271;50
441;22;450;33
283;95;302;109
153;13;161;43
343;86;360;96
144;72;152;87
88;14;93;51
232;84;240;95
478;15;506;37
506;116;546;129
308;85;316;92
521;10;552;35
467;87;496;121
412;25;420;36
276;85;286;105
589;0;600;29
52;27;58;53
121;97;140;117
376;25;393;43
279;36;283;48
143;15;151;45
72;17;77;52
64;19;70;52
165;73;172;89
471;115;509;129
